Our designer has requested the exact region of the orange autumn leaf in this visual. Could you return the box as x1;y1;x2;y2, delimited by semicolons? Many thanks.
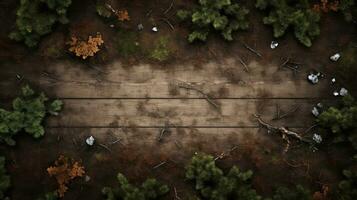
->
117;10;130;21
47;155;85;197
68;33;104;59
313;0;339;13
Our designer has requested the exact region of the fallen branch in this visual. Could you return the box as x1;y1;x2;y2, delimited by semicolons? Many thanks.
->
242;42;262;58
177;82;219;110
254;114;311;153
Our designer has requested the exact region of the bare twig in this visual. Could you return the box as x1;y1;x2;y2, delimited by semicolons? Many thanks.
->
254;114;312;153
279;57;290;69
174;187;181;200
214;145;239;160
242;42;262;58
158;122;170;142
177;82;219;110
99;143;112;153
164;0;174;14
304;124;318;134
273;105;300;120
160;18;174;31
238;57;249;72
153;161;167;169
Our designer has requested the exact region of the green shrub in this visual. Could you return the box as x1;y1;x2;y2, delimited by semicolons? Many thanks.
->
0;156;10;200
102;173;169;200
186;153;262;200
336;169;357;200
337;45;357;92
150;37;170;62
0;85;63;146
117;30;140;57
269;185;312;200
256;0;320;47
9;0;72;47
317;95;357;157
177;0;249;42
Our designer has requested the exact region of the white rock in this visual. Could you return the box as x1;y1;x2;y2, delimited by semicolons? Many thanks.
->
330;53;341;62
85;175;91;182
270;41;278;49
109;24;115;28
313;134;322;144
317;103;323;108
333;91;339;96
152;27;158;32
312;107;320;117
339;88;348;96
331;78;336;83
308;73;319;84
137;24;144;31
86;136;95;146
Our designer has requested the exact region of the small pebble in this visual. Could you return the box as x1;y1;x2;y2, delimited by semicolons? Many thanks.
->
152;26;158;32
86;136;95;146
330;53;341;62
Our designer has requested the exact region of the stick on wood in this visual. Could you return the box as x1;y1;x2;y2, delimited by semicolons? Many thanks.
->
238;57;249;72
153;161;167;169
177;82;219;110
164;0;174;14
242;42;262;58
160;18;174;31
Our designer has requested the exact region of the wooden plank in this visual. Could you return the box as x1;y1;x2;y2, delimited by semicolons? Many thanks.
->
46;99;318;127
0;60;329;98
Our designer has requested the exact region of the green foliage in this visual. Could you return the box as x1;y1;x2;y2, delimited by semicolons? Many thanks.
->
186;153;262;200
96;0;112;18
256;0;320;47
177;0;249;42
150;37;171;62
338;0;356;22
9;0;72;47
0;85;63;146
0;157;10;200
102;173;169;200
37;191;58;200
269;185;312;200
336;169;357;200
116;30;140;57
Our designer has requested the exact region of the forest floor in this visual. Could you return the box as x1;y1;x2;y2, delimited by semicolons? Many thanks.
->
0;0;356;199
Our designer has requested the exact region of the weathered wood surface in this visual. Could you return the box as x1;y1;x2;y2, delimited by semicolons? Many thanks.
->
0;60;329;98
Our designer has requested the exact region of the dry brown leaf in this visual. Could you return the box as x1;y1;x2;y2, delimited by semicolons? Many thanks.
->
47;155;85;197
68;34;104;59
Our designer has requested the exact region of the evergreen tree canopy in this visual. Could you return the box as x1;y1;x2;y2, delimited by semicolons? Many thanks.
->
0;85;63;146
177;0;249;42
9;0;72;47
256;0;320;47
185;153;262;200
336;169;357;200
102;173;169;200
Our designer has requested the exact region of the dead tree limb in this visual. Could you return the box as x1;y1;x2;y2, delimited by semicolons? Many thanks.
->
177;82;219;110
254;114;312;153
99;143;112;153
238;57;249;72
242;42;262;58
